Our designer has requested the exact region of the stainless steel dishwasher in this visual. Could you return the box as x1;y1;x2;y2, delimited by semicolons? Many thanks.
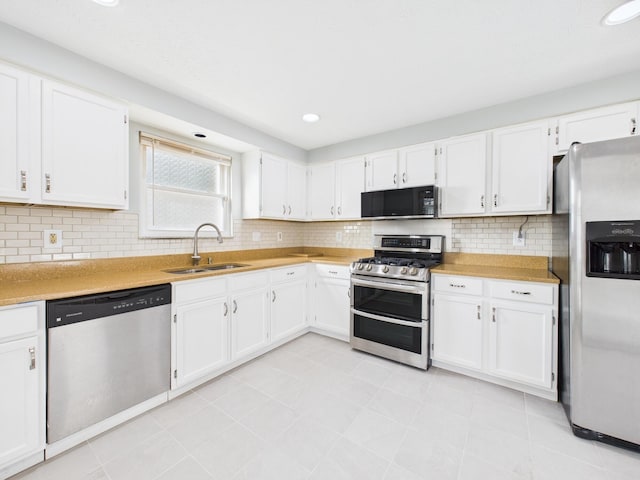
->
46;284;171;443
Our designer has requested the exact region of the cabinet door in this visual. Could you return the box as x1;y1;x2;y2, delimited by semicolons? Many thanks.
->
399;142;436;187
287;162;307;220
41;80;128;209
271;281;307;342
488;300;553;388
491;121;551;214
309;163;336;220
175;297;229;388
0;337;40;465
313;277;350;337
431;293;483;370
438;133;488;217
0;63;31;202
556;102;638;153
231;287;270;359
260;152;288;218
365;150;398;191
336;156;365;219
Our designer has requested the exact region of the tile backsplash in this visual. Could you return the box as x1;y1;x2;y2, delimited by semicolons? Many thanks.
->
0;205;551;264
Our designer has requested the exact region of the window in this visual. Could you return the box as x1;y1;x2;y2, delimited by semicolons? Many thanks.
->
140;133;232;238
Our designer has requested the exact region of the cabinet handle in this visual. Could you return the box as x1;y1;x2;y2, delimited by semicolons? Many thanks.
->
402;172;407;183
223;302;228;316
337;206;342;215
493;194;498;207
492;307;496;323
480;195;484;208
286;271;295;276
476;305;481;320
29;347;36;370
631;118;637;135
282;204;286;215
511;290;532;295
288;205;292;215
272;291;276;302
233;300;238;314
20;170;27;191
393;173;397;185
449;283;466;288
331;206;335;216
348;289;351;298
45;173;51;193
328;270;338;275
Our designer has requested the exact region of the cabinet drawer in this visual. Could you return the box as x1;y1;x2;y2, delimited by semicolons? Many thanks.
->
433;275;483;296
174;277;227;304
270;265;307;283
228;271;269;291
489;280;554;305
0;304;38;339
315;264;350;279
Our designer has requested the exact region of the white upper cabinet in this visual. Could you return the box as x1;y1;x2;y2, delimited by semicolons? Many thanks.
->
0;63;31;203
554;102;638;153
438;133;488;217
491;120;552;214
365;143;436;192
41;80;129;209
308;156;364;221
242;151;307;221
398;142;437;187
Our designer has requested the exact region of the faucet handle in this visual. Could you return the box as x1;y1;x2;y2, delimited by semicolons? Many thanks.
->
191;254;201;266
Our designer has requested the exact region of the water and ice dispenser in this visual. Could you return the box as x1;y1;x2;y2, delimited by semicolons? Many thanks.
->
587;221;640;279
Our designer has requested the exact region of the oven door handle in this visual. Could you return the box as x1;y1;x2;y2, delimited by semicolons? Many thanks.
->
351;277;425;294
351;308;424;328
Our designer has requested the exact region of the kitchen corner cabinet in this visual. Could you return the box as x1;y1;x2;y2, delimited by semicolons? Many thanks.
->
0;62;31;203
431;274;558;400
270;265;307;343
242;151;307;221
437;133;488;216
491;120;552;214
172;277;229;389
0;60;129;209
554;101;638;153
311;264;351;339
308;156;365;221
41;80;129;209
0;302;45;478
229;272;270;359
364;142;436;192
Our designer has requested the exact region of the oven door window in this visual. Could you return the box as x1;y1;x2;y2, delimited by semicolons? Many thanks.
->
353;285;423;321
353;313;423;354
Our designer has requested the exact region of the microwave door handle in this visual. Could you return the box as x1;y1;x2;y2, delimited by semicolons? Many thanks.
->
351;308;423;328
350;278;424;294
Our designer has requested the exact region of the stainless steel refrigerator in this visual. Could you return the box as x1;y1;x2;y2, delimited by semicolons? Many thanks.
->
552;135;640;450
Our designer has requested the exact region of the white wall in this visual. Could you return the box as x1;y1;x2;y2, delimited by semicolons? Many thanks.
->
308;69;640;162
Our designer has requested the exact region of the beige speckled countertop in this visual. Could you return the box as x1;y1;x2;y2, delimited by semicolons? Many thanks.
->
432;253;559;284
0;247;370;307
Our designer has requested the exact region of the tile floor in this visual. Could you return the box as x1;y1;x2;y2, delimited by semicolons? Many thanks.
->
12;333;640;480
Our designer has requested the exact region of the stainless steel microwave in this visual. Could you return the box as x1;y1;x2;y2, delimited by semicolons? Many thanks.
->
361;185;437;219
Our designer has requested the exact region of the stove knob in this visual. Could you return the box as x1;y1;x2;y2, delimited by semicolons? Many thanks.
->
382;266;390;273
409;267;419;276
357;264;364;270
400;267;408;275
366;264;373;271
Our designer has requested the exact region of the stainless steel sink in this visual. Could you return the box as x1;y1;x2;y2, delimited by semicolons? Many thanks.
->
164;263;248;275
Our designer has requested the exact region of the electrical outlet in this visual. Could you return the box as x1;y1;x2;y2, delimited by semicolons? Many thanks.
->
277;232;283;242
44;229;63;249
336;231;343;243
512;231;526;247
252;231;261;242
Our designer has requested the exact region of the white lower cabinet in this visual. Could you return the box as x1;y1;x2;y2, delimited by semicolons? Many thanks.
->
311;264;351;339
0;303;45;480
230;285;270;360
431;273;558;399
270;266;308;342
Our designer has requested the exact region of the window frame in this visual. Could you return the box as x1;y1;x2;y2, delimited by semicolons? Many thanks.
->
138;132;233;239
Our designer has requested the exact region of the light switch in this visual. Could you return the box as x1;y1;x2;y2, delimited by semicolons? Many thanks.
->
44;229;63;248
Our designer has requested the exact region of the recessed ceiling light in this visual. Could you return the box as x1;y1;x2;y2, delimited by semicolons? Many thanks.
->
193;132;207;138
602;0;640;26
92;0;120;7
302;113;320;123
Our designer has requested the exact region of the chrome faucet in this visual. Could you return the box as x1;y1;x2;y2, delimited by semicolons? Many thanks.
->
192;223;223;266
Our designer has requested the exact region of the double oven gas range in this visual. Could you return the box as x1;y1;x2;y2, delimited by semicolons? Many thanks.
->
350;234;443;369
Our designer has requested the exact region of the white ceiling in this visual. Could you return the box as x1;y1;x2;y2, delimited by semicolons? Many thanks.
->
1;0;639;150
